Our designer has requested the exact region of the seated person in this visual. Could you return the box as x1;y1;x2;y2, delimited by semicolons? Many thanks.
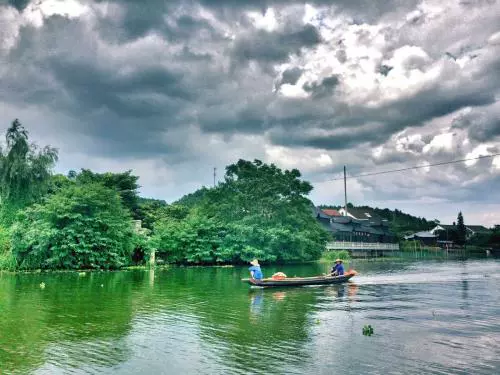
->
330;258;344;276
249;259;263;280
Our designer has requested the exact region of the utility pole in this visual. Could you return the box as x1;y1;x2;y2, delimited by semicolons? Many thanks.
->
344;165;347;216
213;167;216;187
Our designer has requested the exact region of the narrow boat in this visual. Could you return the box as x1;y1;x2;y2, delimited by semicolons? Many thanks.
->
242;270;357;288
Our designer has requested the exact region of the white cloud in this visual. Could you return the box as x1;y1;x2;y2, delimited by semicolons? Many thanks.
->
264;145;334;173
247;8;278;32
488;30;500;45
422;132;454;154
493;156;500;169
24;0;90;27
465;144;494;166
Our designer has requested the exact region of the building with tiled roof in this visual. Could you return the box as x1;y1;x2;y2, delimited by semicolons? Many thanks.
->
314;207;395;243
321;208;341;217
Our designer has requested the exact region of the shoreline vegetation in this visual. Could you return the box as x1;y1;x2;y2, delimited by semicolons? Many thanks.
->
1;248;492;275
0;120;328;272
1;120;498;273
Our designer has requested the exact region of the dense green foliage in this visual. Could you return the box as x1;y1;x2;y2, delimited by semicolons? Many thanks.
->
0;119;58;224
11;183;135;270
134;197;168;230
468;225;500;248
372;207;435;237
321;250;351;262
173;187;210;208
75;169;140;214
0;226;15;270
320;250;351;269
0;120;329;269
153;159;329;264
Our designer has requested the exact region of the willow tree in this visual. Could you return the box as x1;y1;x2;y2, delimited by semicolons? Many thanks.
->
0;119;58;224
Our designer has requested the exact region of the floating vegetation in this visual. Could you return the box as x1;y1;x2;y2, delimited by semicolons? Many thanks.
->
78;272;86;276
315;319;321;325
362;325;374;336
39;282;45;289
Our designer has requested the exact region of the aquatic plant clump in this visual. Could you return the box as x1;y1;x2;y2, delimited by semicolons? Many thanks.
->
362;325;374;336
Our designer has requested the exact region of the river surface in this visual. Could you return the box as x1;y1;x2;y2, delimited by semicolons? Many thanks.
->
1;258;499;374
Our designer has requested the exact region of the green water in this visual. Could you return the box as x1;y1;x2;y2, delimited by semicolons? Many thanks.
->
1;259;499;374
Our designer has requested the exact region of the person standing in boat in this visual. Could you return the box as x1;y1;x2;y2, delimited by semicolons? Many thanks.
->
330;258;344;276
249;259;263;280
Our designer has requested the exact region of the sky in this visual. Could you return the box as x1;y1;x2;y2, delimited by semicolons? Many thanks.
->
1;0;500;227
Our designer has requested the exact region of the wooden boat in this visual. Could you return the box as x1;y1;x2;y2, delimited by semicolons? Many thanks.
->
242;270;357;288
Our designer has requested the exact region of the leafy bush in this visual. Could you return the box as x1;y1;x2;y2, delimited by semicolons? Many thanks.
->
321;250;351;262
153;213;225;264
11;183;135;270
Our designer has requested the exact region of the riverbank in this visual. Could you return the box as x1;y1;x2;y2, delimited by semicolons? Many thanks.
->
2;250;496;275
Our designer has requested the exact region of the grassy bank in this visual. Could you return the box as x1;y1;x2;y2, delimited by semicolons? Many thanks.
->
318;250;351;269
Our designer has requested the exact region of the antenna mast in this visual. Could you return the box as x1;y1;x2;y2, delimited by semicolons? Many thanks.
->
344;165;347;216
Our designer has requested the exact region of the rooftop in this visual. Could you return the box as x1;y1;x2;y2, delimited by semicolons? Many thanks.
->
340;207;387;225
321;208;341;217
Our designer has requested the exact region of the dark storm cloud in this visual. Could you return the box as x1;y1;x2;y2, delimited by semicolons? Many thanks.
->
5;0;29;11
2;13;198;115
280;67;303;85
79;0;420;44
452;107;500;142
2;0;499;154
265;80;496;151
232;24;321;64
302;75;339;99
47;59;192;116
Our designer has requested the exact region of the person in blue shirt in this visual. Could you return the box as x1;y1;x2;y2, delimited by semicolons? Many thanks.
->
249;259;263;280
330;258;344;276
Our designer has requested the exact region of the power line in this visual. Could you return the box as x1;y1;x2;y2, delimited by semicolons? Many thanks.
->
330;152;500;181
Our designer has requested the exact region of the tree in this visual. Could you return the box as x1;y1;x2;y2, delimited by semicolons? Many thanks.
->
152;159;329;264
134;198;169;230
0;119;58;224
67;170;77;180
200;159;328;263
47;173;74;194
456;211;467;246
11;183;135;270
75;169;140;215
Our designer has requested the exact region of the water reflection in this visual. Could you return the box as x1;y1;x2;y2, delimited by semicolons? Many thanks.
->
249;290;264;317
348;284;359;299
272;291;287;301
0;259;499;375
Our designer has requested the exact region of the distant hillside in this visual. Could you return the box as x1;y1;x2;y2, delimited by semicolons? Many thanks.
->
174;186;210;207
318;204;437;239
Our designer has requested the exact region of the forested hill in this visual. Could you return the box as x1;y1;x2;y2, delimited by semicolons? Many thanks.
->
318;204;438;238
